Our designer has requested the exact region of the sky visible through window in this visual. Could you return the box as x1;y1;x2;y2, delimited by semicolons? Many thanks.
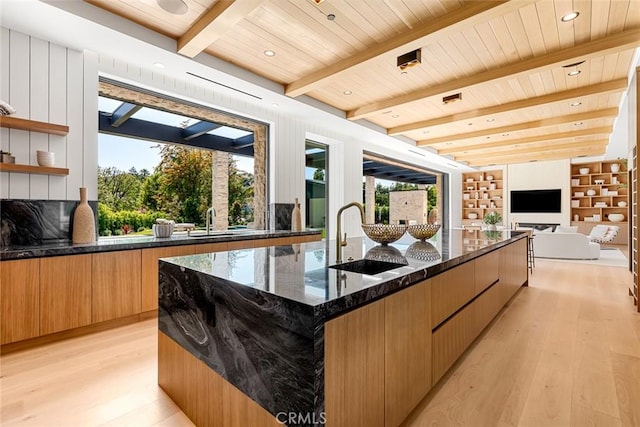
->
98;97;254;173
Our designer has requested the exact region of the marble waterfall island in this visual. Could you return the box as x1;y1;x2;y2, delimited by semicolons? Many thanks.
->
158;229;529;426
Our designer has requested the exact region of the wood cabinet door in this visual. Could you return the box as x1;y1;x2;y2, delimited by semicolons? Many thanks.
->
384;280;432;427
92;250;142;323
39;254;91;335
1;259;40;344
325;299;385;427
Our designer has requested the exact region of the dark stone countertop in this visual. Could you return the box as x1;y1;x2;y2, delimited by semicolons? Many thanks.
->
0;229;322;261
160;229;527;320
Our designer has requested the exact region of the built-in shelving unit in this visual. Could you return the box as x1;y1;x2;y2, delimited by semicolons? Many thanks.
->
0;163;69;176
461;169;503;225
632;146;638;310
0;116;69;136
570;160;629;244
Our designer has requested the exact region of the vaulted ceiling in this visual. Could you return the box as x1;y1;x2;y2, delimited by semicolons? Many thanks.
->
85;0;640;167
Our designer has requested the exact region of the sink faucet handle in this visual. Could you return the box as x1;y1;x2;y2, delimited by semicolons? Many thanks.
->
341;232;348;246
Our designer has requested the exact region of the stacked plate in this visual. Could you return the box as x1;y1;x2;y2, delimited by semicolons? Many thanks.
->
36;150;55;167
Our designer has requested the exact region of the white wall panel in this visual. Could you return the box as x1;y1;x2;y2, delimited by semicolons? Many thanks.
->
29;37;50;199
8;30;30;199
49;43;68;200
65;48;84;199
1;27;10;198
83;50;99;200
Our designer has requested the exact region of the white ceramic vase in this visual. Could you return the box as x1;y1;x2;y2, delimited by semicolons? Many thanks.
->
610;163;620;173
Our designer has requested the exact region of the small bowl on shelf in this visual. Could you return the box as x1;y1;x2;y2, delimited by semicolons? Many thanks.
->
361;224;406;245
618;201;628;207
468;213;478;220
579;168;590;175
407;223;441;241
36;150;55;167
608;214;624;222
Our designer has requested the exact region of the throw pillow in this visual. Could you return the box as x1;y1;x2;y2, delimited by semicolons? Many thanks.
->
555;226;578;233
590;225;608;240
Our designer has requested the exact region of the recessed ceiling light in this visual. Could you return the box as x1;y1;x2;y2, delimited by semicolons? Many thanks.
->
570;102;582;106
327;13;335;21
486;136;491;139
445;142;452;145
401;71;408;75
264;50;276;57
468;122;473;126
574;122;583;126
392;114;399;118
502;133;510;137
423;130;429;134
382;110;392;114
568;69;581;76
343;90;352;95
561;11;579;22
157;0;188;15
153;62;165;69
486;118;495;122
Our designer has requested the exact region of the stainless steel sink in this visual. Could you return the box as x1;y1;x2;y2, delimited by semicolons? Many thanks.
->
329;259;405;275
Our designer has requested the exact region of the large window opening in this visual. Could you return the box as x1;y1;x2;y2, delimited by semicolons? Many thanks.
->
362;154;443;227
96;80;266;237
305;141;328;234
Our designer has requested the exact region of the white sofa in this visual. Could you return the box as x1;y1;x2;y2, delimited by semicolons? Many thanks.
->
533;231;600;260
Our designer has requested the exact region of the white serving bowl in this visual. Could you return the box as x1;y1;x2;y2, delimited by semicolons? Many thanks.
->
36;150;55;167
579;168;589;175
468;213;478;220
608;213;624;222
618;201;628;207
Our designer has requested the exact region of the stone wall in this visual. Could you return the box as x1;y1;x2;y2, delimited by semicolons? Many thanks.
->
389;190;429;224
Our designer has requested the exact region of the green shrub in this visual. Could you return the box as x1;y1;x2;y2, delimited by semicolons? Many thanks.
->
98;203;166;236
137;226;146;232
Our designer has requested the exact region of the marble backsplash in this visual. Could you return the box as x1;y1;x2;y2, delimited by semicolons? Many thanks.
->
1;199;98;247
270;203;294;231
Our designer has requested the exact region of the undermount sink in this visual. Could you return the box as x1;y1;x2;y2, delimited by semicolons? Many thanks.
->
329;259;405;275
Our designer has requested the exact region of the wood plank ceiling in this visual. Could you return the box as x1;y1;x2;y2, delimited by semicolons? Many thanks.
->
85;0;640;167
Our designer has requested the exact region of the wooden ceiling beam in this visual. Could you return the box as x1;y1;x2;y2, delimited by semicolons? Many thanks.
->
417;108;618;146
437;126;613;155
178;0;263;58
284;1;531;98
348;30;640;120
454;140;609;161
388;79;627;135
464;146;608;167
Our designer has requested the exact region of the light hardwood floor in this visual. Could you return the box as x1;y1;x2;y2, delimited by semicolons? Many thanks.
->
1;259;639;427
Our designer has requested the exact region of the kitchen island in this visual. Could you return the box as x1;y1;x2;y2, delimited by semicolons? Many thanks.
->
158;229;528;426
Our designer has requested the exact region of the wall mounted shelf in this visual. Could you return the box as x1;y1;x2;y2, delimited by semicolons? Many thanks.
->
0;116;69;136
0;163;69;176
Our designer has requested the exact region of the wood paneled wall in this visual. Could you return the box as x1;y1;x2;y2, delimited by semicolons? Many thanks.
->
0;27;98;200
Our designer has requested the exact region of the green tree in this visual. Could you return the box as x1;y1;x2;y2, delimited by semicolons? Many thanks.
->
228;157;254;225
155;145;212;224
313;168;325;181
98;166;144;211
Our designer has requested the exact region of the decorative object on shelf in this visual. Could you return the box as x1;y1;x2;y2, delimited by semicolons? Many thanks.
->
467;186;473;191
594;179;604;185
608;213;624;222
571;179;580;186
610;163;620;173
609;190;619;196
407;223;440;241
36;150;55;167
602;188;609;195
486;175;494;181
586;189;596;196
361;223;406;245
72;187;96;244
474;191;479;199
574;191;584;197
291;198;301;231
612;176;619;184
594;202;608;207
153;218;174;238
466;178;474;182
479;173;484;181
579;168;590;175
574;214;579;221
483;211;502;231
468;213;478;220
489;183;496;190
593;214;601;221
0;99;16;116
618;201;628;207
468;203;474;208
572;200;580;208
0;150;15;163
463;194;470;200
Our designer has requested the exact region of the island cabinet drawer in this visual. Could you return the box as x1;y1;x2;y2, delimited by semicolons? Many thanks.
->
431;261;475;328
499;238;528;302
1;259;40;345
432;301;476;384
474;250;499;294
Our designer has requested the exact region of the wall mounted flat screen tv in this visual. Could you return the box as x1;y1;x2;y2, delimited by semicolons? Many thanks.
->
510;189;561;213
